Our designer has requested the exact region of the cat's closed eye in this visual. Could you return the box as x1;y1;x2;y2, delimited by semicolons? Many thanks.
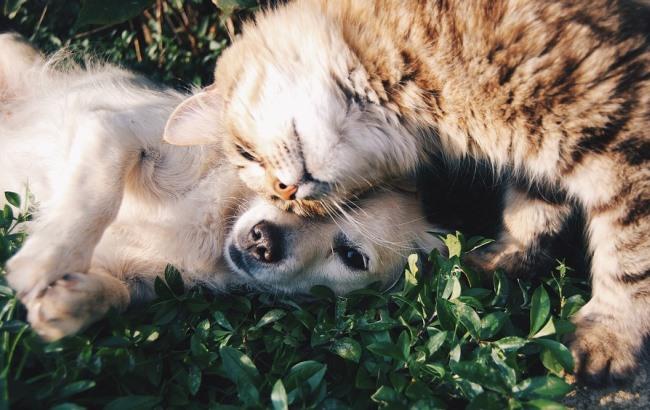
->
235;144;257;162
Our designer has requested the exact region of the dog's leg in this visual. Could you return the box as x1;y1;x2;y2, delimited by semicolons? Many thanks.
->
6;110;142;303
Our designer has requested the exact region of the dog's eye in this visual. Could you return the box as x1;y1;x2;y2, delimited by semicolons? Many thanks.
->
236;144;256;162
335;245;369;271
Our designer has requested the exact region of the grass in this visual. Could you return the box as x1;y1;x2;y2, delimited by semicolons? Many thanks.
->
1;2;590;408
0;191;590;409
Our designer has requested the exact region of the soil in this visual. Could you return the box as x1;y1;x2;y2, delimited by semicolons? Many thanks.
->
563;356;650;409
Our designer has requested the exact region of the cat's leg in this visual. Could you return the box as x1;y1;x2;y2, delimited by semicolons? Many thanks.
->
6;110;143;304
26;268;130;341
464;184;572;277
568;189;650;384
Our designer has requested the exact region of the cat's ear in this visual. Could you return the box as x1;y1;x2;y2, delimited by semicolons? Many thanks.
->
163;91;224;146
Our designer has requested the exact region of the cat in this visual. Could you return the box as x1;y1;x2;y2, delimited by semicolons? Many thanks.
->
163;0;650;385
0;33;439;340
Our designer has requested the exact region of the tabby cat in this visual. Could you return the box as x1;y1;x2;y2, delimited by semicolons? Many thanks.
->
164;0;650;385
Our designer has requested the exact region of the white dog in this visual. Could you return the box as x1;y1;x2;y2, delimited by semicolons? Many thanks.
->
0;33;440;340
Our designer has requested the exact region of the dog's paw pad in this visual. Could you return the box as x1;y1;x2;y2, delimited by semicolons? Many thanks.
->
26;273;107;341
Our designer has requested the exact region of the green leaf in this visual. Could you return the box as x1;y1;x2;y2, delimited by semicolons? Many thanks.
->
76;0;155;28
467;391;507;410
451;361;508;394
531;318;556;339
2;0;26;18
212;0;257;18
4;192;20;208
51;404;86;410
252;309;286;329
493;336;528;353
512;376;572;400
436;299;456;331
104;396;162;410
480;312;507;340
220;347;260;405
540;348;565;377
164;265;184;295
153;276;173;299
404;253;420;291
440;232;463;258
310;285;336;301
529;286;550;337
533;339;574;373
424;331;447;357
188;365;201;396
490;348;517;387
58;380;96;399
213;310;234;331
271;379;289;410
367;341;406;362
371;385;400;405
284;361;327;404
3;205;13;222
466;236;495;253
524;399;567;409
397;330;411;360
561;294;586;319
452;302;481;340
330;337;361;363
491;271;510;307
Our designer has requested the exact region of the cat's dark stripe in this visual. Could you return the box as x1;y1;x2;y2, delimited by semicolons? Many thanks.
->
620;269;650;285
569;99;636;169
614;137;650;166
620;196;650;227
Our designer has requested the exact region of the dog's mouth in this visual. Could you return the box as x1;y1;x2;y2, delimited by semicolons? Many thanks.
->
226;244;255;279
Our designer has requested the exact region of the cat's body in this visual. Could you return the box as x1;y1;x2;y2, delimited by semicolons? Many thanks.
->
1;33;439;340
164;0;650;384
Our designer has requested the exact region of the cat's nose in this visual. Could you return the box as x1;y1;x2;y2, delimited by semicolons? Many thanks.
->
272;178;298;200
243;221;284;263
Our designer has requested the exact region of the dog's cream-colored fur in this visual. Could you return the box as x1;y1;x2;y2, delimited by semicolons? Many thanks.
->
0;34;439;340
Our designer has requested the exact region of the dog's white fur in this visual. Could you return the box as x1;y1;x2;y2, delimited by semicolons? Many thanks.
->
0;34;440;340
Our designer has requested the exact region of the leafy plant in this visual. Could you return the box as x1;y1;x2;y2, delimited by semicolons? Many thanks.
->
1;0;263;88
0;191;589;409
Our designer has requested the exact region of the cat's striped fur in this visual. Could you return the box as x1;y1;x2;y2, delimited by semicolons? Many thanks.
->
164;0;650;385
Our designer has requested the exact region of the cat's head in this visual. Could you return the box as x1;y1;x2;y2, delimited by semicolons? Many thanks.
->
164;1;420;216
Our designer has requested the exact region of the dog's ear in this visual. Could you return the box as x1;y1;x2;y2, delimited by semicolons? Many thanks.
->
163;90;224;146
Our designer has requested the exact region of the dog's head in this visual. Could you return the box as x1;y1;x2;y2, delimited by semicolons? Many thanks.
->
224;189;441;295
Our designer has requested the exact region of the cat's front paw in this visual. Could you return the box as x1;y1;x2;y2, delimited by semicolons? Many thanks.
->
25;272;128;341
463;241;527;276
568;312;641;386
463;239;555;279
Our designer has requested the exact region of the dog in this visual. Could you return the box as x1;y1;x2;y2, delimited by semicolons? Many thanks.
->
0;33;440;340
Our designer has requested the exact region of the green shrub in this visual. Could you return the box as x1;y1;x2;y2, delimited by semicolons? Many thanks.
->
2;0;261;87
0;191;588;409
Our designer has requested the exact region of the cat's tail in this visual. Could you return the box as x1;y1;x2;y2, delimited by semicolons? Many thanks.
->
0;32;44;102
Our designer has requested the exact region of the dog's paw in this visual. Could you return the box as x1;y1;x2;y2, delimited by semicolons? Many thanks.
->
568;313;641;386
25;272;127;341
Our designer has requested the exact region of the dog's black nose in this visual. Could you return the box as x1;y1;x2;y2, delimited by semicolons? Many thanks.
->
243;221;283;263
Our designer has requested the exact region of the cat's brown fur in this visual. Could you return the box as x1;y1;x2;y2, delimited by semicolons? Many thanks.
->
164;0;650;385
